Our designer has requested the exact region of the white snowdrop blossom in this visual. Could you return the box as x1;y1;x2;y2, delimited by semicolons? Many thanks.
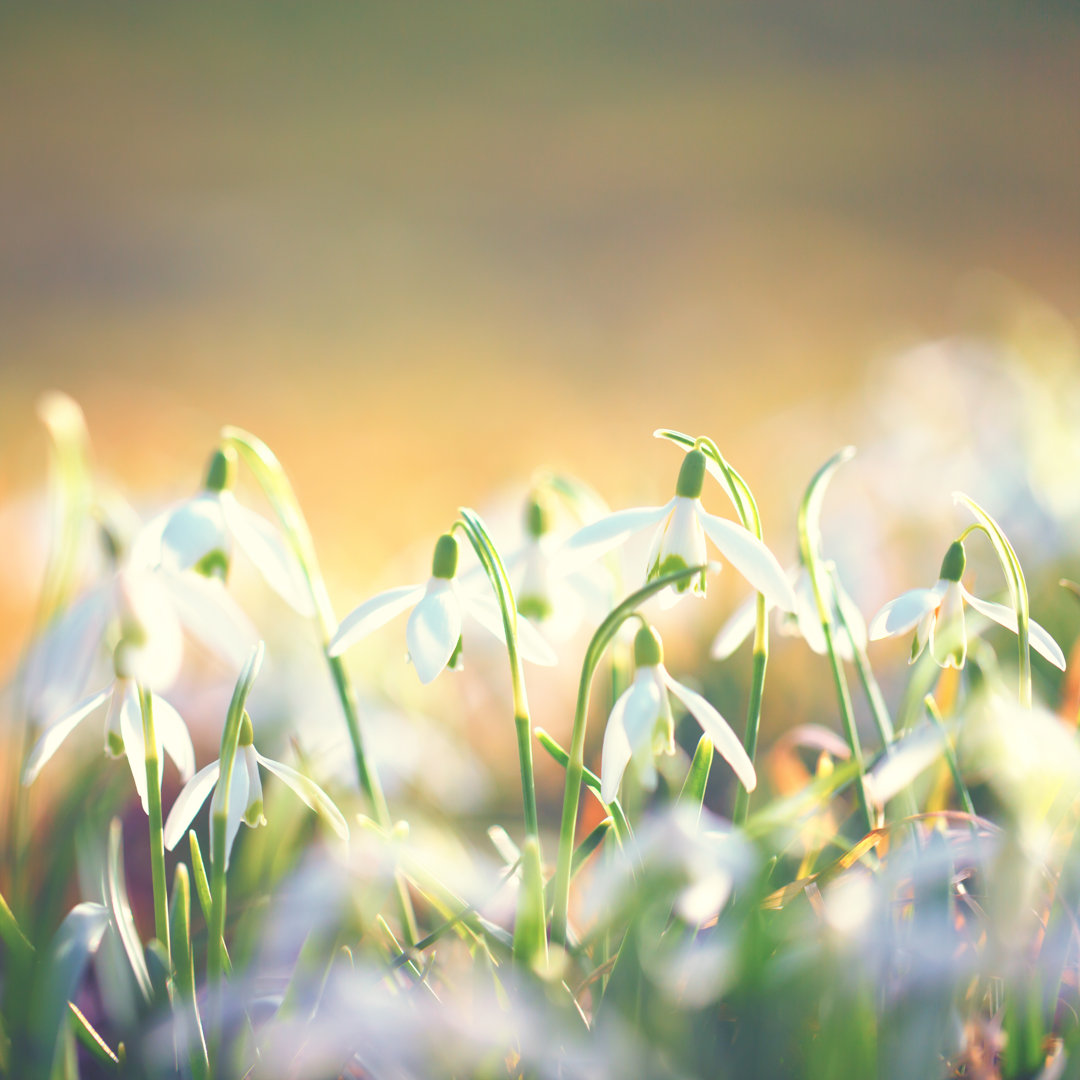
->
328;533;557;684
711;562;867;661
134;447;314;616
600;624;756;804
23;552;258;728
562;448;797;612
22;647;195;814
163;713;348;869
869;540;1065;670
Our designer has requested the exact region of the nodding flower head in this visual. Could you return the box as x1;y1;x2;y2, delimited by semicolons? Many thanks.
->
329;530;556;684
600;623;757;805
869;540;1065;671
562;446;797;612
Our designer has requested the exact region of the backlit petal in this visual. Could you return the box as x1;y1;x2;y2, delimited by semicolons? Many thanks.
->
163;760;221;851
151;693;195;781
961;588;1067;670
158;570;258;671
869;585;943;640
221;495;314;616
255;753;349;840
560;502;674;569
159;494;229;573
406;581;463;684
467;594;558;667
118;682;153;814
328;584;425;657
22;687;110;785
697;509;797;612
663;669;757;792
599;687;634;804
710;593;758;660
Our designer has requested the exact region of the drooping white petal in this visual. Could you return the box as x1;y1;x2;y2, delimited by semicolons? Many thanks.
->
151;693;195;781
210;755;249;870
220;495;314;617
599;686;635;804
255;753;349;840
868;583;945;640
113;570;184;690
327;584;425;657
22;687;110;785
911;610;934;663
621;668;667;794
467;594;558;667
23;584;112;725
790;568;829;656
834;576;868;653
118;681;153;814
163;760;221;850
710;593;759;660
663;669;757;792
652;497;708;581
157;570;258;671
929;581;966;669
241;745;266;826
406;580;463;684
960;588;1067;670
560;502;675;569
696;508;798;613
159;494;230;574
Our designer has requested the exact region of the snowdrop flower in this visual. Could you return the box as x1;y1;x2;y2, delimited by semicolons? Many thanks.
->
869;540;1065;670
134;447;313;616
23;545;257;727
164;713;348;868
22;595;196;812
600;624;757;804
328;533;556;684
563;448;797;611
711;561;867;661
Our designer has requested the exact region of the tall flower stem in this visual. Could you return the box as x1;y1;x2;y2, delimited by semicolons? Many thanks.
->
551;565;704;948
221;428;416;942
955;495;1032;707
798;448;873;834
208;645;263;1066
655;429;771;826
455;509;539;841
138;687;170;966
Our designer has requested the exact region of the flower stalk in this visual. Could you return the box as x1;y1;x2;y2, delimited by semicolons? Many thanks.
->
139;686;170;966
551;564;706;948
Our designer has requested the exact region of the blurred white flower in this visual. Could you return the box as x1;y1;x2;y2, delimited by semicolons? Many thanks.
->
328;532;556;684
23;671;194;815
712;561;867;661
133;447;313;616
563;448;796;611
164;712;347;868
869;540;1064;670
600;624;756;804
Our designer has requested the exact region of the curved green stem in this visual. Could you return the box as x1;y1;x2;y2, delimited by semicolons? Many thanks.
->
221;428;416;942
954;493;1032;707
454;509;539;843
550;564;705;948
655;429;772;824
138;686;170;967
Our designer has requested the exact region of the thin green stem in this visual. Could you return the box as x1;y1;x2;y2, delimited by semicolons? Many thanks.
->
221;428;416;942
139;687;170;966
954;494;1031;707
924;695;974;816
551;565;704;948
455;509;539;843
169;865;209;1080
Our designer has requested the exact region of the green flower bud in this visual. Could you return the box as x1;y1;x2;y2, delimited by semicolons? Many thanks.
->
432;533;459;580
203;447;236;494
525;495;553;540
675;449;707;499
633;624;664;668
939;541;966;583
238;712;255;747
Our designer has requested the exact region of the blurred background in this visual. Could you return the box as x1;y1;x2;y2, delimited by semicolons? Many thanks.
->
1;4;1079;758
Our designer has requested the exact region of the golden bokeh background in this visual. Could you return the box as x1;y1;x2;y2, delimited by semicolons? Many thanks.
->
1;3;1078;677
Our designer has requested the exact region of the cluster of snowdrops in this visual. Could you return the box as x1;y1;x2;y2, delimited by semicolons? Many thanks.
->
3;393;1079;1079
